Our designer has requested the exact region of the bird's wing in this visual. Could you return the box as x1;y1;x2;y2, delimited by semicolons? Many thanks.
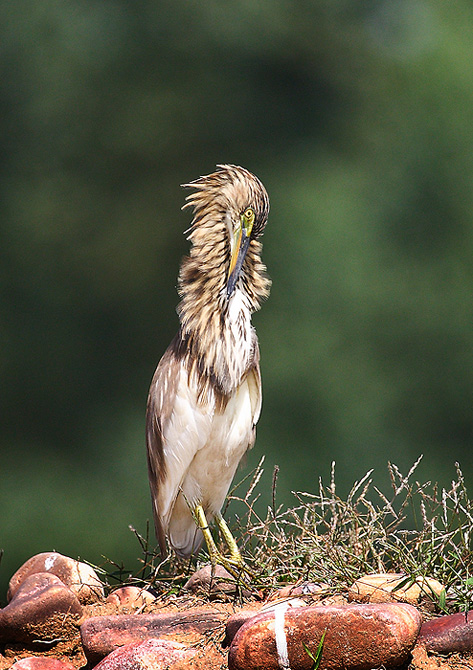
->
146;335;213;555
246;334;263;435
146;340;181;554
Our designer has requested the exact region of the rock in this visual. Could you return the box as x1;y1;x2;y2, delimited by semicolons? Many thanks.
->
184;565;251;598
91;638;196;670
11;658;76;670
224;599;307;646
91;640;226;670
418;610;473;654
270;582;329;600
106;587;156;609
228;602;422;670
81;608;227;664
348;573;445;608
8;553;104;605
224;609;263;647
92;640;226;670
0;573;82;645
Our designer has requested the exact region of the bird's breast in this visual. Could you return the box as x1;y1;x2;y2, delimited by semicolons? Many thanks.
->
215;288;254;394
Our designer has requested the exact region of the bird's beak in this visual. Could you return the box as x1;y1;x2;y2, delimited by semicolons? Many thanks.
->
227;217;252;298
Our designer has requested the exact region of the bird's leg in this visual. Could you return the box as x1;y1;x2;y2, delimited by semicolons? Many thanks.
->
214;513;244;565
194;505;254;580
194;505;221;563
214;513;256;579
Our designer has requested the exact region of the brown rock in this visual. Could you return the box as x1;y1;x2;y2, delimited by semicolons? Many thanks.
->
80;609;227;664
91;639;196;670
224;599;307;646
8;553;104;605
418;610;473;654
184;565;250;598
105;587;156;609
228;602;422;670
348;573;445;608
224;608;264;647
0;573;82;645
11;657;76;670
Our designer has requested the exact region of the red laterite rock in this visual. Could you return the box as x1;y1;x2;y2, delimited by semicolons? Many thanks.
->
11;658;76;670
0;573;82;645
418;610;473;654
8;553;103;605
91;638;196;670
228;602;422;670
80;609;227;664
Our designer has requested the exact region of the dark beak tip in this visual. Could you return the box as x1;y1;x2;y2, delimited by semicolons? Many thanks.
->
226;280;236;299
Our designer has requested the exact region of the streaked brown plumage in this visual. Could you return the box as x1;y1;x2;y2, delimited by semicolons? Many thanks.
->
146;165;270;568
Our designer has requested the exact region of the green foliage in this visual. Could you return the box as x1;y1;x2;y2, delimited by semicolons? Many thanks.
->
2;0;473;598
303;632;326;670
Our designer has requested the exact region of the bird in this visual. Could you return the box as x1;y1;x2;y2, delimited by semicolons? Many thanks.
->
146;164;271;573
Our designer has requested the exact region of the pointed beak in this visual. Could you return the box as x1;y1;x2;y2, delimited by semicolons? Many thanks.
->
227;225;251;298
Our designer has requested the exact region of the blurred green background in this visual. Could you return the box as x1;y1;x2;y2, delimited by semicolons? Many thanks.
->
2;0;473;599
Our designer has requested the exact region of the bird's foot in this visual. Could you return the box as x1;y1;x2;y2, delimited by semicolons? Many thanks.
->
208;548;256;582
214;513;256;579
194;506;255;583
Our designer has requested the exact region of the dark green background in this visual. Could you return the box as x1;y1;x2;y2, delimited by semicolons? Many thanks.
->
2;1;473;600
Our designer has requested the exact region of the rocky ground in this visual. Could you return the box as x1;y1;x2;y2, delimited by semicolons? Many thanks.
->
1;553;472;670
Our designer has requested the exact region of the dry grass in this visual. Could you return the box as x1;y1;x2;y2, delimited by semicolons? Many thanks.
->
101;456;473;612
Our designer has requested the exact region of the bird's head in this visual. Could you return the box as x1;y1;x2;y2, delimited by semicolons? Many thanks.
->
182;164;270;300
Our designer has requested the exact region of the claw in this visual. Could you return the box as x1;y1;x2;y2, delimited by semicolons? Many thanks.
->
194;505;255;582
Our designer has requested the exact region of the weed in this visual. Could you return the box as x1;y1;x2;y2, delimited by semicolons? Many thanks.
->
303;630;326;669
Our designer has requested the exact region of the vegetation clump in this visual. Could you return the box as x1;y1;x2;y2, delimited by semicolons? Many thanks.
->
103;457;473;614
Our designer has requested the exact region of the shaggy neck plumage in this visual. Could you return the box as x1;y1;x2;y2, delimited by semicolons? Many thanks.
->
176;226;270;397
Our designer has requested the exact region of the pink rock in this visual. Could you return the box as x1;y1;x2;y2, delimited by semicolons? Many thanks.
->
106;587;156;608
81;609;227;664
0;573;82;644
11;657;76;670
8;553;104;605
228;603;422;670
418;610;473;653
92;638;196;670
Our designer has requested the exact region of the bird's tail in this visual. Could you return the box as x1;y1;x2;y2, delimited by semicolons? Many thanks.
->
167;493;205;558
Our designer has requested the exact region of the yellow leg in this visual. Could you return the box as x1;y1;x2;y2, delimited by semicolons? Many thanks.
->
194;505;221;562
214;513;242;563
194;505;254;579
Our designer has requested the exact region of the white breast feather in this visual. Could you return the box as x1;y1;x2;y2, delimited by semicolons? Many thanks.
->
215;288;253;393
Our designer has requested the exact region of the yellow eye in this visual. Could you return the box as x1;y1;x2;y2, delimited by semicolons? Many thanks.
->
240;207;255;236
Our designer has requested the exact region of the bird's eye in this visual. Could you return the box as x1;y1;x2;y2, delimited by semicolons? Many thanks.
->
240;207;255;236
